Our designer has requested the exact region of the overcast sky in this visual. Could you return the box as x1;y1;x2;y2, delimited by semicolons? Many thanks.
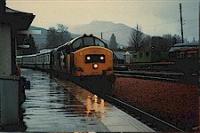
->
7;0;199;41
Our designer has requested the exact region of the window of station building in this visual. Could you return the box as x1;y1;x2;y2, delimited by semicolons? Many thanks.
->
187;50;198;59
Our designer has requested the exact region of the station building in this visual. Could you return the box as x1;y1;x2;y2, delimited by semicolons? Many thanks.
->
0;0;34;126
131;36;169;63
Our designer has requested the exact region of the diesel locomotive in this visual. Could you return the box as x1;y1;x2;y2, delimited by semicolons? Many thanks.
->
17;34;114;79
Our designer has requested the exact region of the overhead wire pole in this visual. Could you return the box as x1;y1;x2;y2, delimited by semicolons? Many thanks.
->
199;1;200;51
179;3;184;43
199;1;200;47
101;32;103;39
198;1;200;90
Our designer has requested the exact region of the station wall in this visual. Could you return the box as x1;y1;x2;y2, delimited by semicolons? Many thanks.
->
0;24;12;76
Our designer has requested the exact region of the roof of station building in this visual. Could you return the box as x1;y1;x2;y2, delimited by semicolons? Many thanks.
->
0;6;35;45
169;42;199;52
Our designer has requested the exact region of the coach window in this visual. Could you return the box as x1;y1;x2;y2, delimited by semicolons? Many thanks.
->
47;55;49;62
95;38;106;47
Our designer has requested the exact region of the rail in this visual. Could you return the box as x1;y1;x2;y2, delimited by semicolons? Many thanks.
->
105;95;184;132
114;70;197;84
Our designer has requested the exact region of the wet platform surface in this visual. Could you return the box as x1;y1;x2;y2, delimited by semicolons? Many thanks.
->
21;69;154;132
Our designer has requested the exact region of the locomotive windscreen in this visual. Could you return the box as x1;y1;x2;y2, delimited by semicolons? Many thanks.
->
83;37;95;46
72;36;107;50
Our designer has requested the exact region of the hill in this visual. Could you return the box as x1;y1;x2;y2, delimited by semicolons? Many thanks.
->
69;20;136;46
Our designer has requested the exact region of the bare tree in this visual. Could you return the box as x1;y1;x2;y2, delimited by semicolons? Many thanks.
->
46;27;58;48
129;24;145;52
162;34;182;46
173;34;182;44
46;24;71;48
57;24;68;33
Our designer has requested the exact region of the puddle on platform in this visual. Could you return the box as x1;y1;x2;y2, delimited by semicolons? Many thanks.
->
21;69;110;132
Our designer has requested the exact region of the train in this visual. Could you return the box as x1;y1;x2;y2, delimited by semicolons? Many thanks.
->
17;34;114;81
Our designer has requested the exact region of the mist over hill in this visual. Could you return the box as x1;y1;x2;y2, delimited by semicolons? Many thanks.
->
29;21;139;49
69;21;136;46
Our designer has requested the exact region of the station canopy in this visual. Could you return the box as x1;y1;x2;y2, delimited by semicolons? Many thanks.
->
0;7;35;45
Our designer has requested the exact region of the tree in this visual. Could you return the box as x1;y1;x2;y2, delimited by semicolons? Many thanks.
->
56;24;71;44
46;24;71;49
46;27;58;48
57;24;68;32
192;37;196;43
28;35;37;53
21;34;37;55
128;24;145;52
162;34;182;46
109;33;118;50
17;34;38;55
173;34;182;44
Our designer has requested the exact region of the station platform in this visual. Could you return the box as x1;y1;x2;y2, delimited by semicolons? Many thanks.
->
100;106;154;132
22;69;154;132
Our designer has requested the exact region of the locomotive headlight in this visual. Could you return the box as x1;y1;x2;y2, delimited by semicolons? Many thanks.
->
86;56;91;60
93;64;98;69
100;56;104;60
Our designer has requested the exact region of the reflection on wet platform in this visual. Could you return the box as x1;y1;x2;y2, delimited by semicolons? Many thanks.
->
21;69;154;132
22;69;109;132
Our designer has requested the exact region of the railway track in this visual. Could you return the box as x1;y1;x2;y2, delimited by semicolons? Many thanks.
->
114;70;184;80
114;70;199;85
71;78;185;131
71;70;192;131
104;95;184;132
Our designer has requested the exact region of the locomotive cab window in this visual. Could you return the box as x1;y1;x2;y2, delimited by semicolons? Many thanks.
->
72;39;82;49
83;37;95;46
95;38;106;48
71;36;107;51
